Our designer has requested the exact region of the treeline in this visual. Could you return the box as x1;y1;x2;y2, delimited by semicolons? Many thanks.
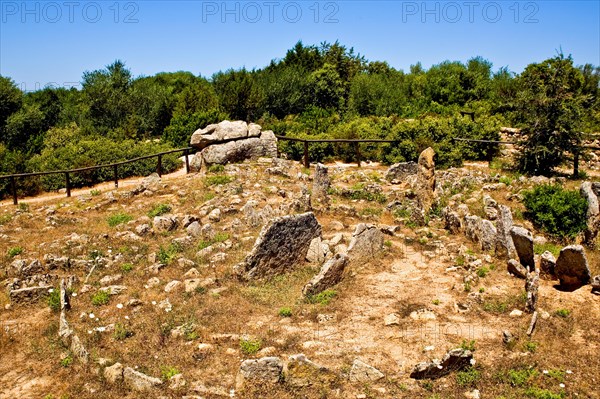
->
1;41;599;196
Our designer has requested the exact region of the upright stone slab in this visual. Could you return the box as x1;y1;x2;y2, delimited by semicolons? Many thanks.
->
347;224;384;262
234;212;321;279
312;163;330;202
540;251;557;279
580;181;599;219
555;245;591;288
479;219;497;251
416;147;436;213
510;226;534;271
303;253;348;297
495;205;516;260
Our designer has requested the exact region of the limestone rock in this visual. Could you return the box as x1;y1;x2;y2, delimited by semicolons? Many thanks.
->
507;259;527;279
239;357;283;384
410;349;473;379
234;213;321;279
555;245;591;288
303;253;348;297
385;162;418;183
104;362;124;384
349;359;384;383
479;220;497;251
190;120;255;149
153;215;178;232
525;270;539;313
9;285;51;304
580;182;599;218
347;224;384;262
495;205;516;259
306;237;330;264
442;207;461;234
312;163;330;202
196;131;277;167
510;226;534;271
123;367;163;391
591;275;600;293
416;147;436;213
286;354;336;388
540;251;556;279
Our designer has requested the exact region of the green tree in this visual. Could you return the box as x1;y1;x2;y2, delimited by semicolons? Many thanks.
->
0;76;23;139
515;55;588;175
212;68;264;121
309;63;345;110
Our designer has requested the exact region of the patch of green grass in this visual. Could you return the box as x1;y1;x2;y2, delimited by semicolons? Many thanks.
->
499;176;513;186
455;255;465;267
307;289;337;305
107;212;133;227
89;249;104;260
120;263;134;273
534;242;561;257
202;192;216;202
460;339;476;351
197;240;212;251
204;175;233;186
0;214;12;225
60;354;73;368
47;288;61;312
160;366;180;380
456;367;480;387
90;189;101;196
360;207;383;217
524;387;565;399
240;338;262;355
207;164;225;173
113;323;133;341
554;309;571;318
18;202;30;212
158;243;181;265
148;203;172;218
384;240;392;248
479;287;485;293
464;281;472;292
432;299;440;306
7;246;23;258
393;207;411;219
476;266;489;278
524;341;538;353
278;307;292;317
91;290;110;306
506;368;538;387
545;369;565;383
214;232;230;243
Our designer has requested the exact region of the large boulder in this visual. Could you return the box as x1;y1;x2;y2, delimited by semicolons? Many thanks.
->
416;147;436;213
495;205;516;260
385;162;418;183
580;182;599;219
234;213;321;279
510;226;534;271
312;163;330;202
347;224;384;262
303;253;348;297
555;245;591;288
190;120;260;149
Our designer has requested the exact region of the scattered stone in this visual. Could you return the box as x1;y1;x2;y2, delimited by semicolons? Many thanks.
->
507;259;527;279
540;251;556;279
9;285;51;304
510;226;534;271
306;237;331;264
479;219;497;251
302;253;348;297
135;224;151;236
238;357;283;384
70;334;89;363
581;181;599;219
502;331;514;345
234;212;321;279
164;280;182;292
208;208;221;222
525;270;539;313
349;359;384;383
385;162;418;183
384;313;400;326
347;224;384;262
123;367;163;391
169;374;187;390
555;245;591;288
312;163;330;203
591;275;600;294
104;362;124;384
410;349;473;379
153;215;178;232
186;221;202;237
410;309;436;320
99;285;127;295
286;354;337;388
442;207;461;234
509;309;523;317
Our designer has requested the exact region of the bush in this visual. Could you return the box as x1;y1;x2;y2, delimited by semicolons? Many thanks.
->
278;307;292;317
160;366;180;380
204;175;233;186
47;288;61;312
307;289;337;305
7;246;23;258
240;338;262;355
148;203;171;218
522;184;587;239
91;290;110;306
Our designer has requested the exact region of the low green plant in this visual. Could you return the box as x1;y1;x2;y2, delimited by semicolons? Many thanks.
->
148;203;172;218
506;368;538;387
393;207;411;219
307;289;337;305
278;307;292;317
524;341;538;353
240;338;262;355
460;339;476;351
91;290;110;306
384;240;392;248
524;387;565;399
455;255;465;266
7;246;23;258
121;263;134;273
476;266;489;278
522;184;587;239
113;322;133;340
499;176;513;186
47;288;61;312
554;308;571;318
432;299;440;306
456;367;480;387
202;192;216;202
213;232;230;243
89;249;104;260
207;164;225;173
90;189;101;196
161;366;180;380
18;202;30;212
360;207;383;217
464;281;472;292
107;212;133;227
60;354;73;368
158;243;181;265
534;242;561;257
546;369;565;382
204;175;233;186
0;214;12;225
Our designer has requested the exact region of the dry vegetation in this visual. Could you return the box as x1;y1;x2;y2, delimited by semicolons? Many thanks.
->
0;157;599;399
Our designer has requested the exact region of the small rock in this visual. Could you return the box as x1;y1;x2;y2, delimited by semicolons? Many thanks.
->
509;309;523;317
104;362;124;384
384;313;400;326
349;359;384;383
123;367;163;391
239;357;283;384
507;259;527;279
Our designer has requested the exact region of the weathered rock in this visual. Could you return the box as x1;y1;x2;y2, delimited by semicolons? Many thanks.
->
555;245;591;288
70;334;89;363
306;237;330;264
483;195;498;220
104;362;124;384
58;310;73;346
303;253;348;297
312;163;330;202
525;270;539;313
135;224;151;236
99;285;127;295
507;259;527;279
186;221;202;237
239;357;283;383
510;226;534;271
197;131;277;166
442;207;461;234
580;182;599;219
540;251;556;279
410;349;473;380
495;204;516;259
123;367;163;391
9;285;51;304
349;359;384;383
591;275;600;293
234;212;321;279
416;147;436;213
44;254;70;269
286;354;336;388
190;121;258;149
347;224;384;262
153;215;178;232
385;162;418;183
208;208;221;222
463;215;481;244
479;220;497;251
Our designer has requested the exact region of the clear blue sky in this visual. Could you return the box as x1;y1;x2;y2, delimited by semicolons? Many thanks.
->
1;1;599;91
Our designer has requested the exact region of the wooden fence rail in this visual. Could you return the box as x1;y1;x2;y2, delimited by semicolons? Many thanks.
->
0;147;195;205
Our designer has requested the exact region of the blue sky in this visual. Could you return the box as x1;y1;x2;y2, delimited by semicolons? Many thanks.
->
1;1;599;91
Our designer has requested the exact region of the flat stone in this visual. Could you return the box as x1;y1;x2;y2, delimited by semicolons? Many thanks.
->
349;359;384;383
555;245;591;288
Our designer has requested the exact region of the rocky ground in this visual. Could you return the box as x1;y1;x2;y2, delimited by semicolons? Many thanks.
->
1;154;599;399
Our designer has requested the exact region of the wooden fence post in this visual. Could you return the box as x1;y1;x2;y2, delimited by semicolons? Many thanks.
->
157;154;162;177
303;141;309;169
10;176;17;205
65;173;71;197
573;149;579;177
184;149;190;174
354;142;361;167
113;164;119;188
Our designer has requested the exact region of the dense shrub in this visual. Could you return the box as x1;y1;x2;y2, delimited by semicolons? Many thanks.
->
522;184;588;239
